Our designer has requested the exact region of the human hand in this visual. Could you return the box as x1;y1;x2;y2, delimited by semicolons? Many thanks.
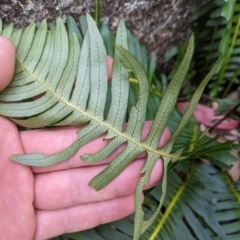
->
0;36;171;240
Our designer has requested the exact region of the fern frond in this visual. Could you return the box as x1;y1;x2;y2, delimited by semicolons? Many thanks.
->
0;15;222;239
204;167;240;239
167;109;237;169
142;162;226;240
192;0;240;97
64;162;233;240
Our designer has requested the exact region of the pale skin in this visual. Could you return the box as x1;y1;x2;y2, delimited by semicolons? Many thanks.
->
0;36;171;240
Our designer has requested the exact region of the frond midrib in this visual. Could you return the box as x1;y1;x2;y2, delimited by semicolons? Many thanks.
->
17;58;184;160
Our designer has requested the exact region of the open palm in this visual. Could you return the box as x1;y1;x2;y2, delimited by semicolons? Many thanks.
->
0;37;170;240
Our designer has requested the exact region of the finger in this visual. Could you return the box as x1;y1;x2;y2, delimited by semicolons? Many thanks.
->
19;121;171;173
34;158;162;210
0;37;15;91
107;56;113;80
34;194;137;240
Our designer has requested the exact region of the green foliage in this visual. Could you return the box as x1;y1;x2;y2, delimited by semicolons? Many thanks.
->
66;15;83;46
164;0;240;122
167;109;237;170
53;162;240;240
0;14;237;240
217;98;240;119
209;171;240;240
165;0;240;98
192;0;240;97
142;162;227;240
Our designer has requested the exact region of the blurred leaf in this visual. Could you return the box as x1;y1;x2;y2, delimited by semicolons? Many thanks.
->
100;22;115;57
221;0;235;21
167;108;237;169
79;15;88;36
217;98;240;119
164;46;178;61
148;52;157;85
67;15;83;46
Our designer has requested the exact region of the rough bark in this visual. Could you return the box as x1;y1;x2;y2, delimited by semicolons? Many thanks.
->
0;0;210;67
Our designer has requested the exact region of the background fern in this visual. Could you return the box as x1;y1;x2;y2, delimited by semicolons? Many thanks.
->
192;0;240;97
52;161;240;240
165;0;240;98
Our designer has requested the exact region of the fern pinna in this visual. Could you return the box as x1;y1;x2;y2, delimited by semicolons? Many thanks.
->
0;14;231;239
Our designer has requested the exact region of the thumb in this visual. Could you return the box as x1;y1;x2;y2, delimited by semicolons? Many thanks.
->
0;37;15;91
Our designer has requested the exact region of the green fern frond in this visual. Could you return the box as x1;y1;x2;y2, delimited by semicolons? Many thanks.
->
205;168;240;239
0;15;223;239
142;162;226;240
166;0;240;97
167;109;237;169
192;0;240;97
64;162;237;240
